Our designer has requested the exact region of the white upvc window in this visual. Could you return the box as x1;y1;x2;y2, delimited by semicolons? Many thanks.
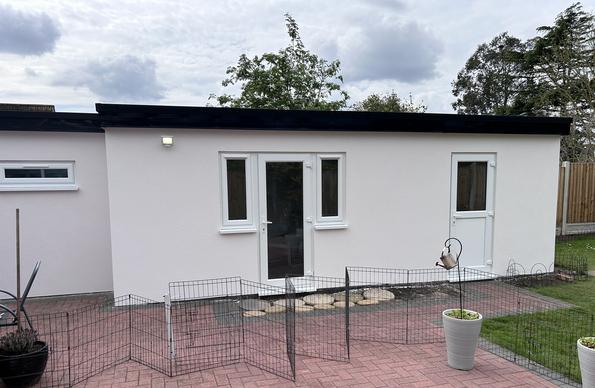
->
315;153;347;229
0;161;77;191
219;153;257;233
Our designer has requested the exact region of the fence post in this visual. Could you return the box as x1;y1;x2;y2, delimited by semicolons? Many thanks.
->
240;280;245;355
66;312;72;387
345;267;350;360
527;320;534;368
164;294;175;362
513;285;521;364
561;161;570;236
128;294;132;361
405;269;409;345
285;277;296;381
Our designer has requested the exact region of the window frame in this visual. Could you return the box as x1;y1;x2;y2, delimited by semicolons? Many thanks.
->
315;153;347;229
0;161;77;191
219;153;257;233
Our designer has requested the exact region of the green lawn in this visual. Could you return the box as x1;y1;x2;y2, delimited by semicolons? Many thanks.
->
555;234;595;270
482;279;595;383
481;237;595;383
530;276;595;310
482;307;589;382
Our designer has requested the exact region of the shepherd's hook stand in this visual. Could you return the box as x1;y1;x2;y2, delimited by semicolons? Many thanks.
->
436;237;464;317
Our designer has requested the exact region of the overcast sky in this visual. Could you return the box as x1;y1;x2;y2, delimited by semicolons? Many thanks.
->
0;0;592;113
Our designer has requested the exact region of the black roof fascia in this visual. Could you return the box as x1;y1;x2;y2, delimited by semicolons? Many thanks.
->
96;103;571;136
0;111;102;133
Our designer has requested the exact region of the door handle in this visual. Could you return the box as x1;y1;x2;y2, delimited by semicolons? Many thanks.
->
262;220;272;225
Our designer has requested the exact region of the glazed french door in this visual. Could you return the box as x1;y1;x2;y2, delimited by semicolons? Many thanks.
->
258;154;313;287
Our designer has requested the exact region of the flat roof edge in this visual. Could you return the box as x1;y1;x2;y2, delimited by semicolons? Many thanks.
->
0;111;103;133
0;104;573;135
96;103;572;136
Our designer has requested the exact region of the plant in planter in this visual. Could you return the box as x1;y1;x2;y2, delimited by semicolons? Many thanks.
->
0;210;49;387
436;237;483;370
0;329;48;388
578;336;595;387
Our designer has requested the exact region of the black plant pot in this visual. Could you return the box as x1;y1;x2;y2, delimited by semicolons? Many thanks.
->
0;341;49;388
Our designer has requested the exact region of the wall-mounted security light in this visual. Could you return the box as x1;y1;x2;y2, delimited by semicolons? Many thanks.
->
161;136;174;147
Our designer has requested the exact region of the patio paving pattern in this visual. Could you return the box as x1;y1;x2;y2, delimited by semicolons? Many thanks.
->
0;292;561;387
76;341;556;387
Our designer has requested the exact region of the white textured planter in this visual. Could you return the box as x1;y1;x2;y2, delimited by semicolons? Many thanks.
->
578;338;595;387
442;309;483;370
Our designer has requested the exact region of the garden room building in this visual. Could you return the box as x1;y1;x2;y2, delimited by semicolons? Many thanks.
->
0;104;571;300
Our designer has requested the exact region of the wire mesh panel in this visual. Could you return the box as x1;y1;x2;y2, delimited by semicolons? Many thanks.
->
462;268;571;321
0;295;174;387
478;265;594;387
129;295;171;376
481;307;592;386
403;269;460;344
169;277;243;302
167;277;294;381
67;296;130;385
168;277;243;376
287;275;349;361
240;280;294;381
555;254;589;280
346;266;407;344
346;267;457;344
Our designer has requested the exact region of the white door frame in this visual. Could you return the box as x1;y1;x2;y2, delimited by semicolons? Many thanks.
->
450;153;496;270
258;153;313;287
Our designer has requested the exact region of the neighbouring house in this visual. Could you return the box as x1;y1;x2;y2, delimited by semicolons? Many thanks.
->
0;104;571;300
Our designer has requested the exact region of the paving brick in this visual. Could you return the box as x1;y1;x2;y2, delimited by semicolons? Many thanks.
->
4;292;562;388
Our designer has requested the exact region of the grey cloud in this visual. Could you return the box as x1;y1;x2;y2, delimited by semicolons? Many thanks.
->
363;0;406;11
63;55;164;101
24;67;38;77
0;4;60;55
339;22;443;83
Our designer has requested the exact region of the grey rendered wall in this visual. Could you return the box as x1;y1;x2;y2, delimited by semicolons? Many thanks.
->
0;131;113;297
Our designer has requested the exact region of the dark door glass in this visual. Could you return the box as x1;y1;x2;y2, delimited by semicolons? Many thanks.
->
226;159;247;220
266;162;304;279
456;161;487;211
321;159;339;217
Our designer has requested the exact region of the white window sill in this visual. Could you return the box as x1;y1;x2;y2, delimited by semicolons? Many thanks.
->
219;227;258;235
313;223;349;230
0;184;79;192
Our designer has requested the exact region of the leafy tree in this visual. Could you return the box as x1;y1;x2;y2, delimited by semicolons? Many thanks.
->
452;33;527;115
212;14;349;110
452;3;595;161
525;3;595;161
352;92;427;113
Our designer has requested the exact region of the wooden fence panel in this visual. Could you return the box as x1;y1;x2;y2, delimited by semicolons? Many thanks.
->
565;163;595;224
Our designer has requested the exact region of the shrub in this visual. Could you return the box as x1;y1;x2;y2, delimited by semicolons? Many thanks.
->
445;309;480;320
0;329;39;356
580;336;595;349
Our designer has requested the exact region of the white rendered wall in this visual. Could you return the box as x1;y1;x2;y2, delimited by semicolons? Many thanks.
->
105;128;560;300
0;132;113;297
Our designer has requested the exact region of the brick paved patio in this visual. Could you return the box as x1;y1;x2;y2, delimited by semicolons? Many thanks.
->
79;340;555;387
1;291;561;387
